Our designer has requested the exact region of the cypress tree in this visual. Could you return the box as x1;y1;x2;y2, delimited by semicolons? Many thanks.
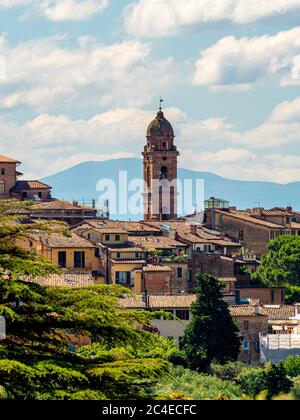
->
182;274;241;372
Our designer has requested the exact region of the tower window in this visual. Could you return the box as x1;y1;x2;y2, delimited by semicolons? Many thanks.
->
160;166;168;179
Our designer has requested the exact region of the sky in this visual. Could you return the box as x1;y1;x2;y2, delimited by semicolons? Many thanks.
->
0;0;300;184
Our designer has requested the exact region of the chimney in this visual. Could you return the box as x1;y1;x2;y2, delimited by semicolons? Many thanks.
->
191;225;198;235
73;201;79;207
286;206;293;213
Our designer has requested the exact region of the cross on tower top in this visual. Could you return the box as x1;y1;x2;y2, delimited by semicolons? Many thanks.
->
159;97;164;111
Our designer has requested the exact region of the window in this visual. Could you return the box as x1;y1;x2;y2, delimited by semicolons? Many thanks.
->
1;168;5;175
116;272;132;287
74;251;85;269
29;241;33;248
162;310;174;320
239;230;245;242
58;251;67;268
271;289;275;304
38;192;43;198
105;234;110;241
175;310;190;321
115;235;121;242
22;192;28;199
116;252;121;259
242;341;250;352
177;267;183;279
243;320;250;331
0;180;5;195
87;233;91;240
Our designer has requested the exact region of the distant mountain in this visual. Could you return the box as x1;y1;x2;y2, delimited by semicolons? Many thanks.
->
41;158;300;220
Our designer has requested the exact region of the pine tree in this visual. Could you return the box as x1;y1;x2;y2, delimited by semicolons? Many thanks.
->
0;201;173;400
182;274;241;372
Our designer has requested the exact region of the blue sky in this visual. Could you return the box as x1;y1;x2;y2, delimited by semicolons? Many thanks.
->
0;0;300;184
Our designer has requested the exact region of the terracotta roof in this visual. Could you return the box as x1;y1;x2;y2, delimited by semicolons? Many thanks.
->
216;209;286;229
291;222;300;229
109;259;146;265
129;235;188;250
33;200;95;211
121;294;197;309
0;155;20;163
229;305;268;317
30;232;96;248
109;246;144;253
106;221;161;234
145;221;239;247
142;265;173;272
263;305;296;320
25;273;95;288
76;221;127;234
11;180;52;192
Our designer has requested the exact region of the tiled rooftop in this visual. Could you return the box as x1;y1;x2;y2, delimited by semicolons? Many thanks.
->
263;305;296;320
215;209;286;229
34;200;95;211
121;294;197;309
0;155;20;163
144;221;239;246
129;235;188;250
142;265;173;272
30;231;96;248
11;180;52;192
229;305;268;317
25;273;96;288
109;259;146;265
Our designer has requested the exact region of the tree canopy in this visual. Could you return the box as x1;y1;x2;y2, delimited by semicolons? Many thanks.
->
0;201;174;400
253;236;300;287
182;274;241;372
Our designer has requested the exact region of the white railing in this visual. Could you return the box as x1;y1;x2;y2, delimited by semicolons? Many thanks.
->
260;333;300;363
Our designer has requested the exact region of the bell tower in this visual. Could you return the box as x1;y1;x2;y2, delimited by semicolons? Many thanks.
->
143;105;179;221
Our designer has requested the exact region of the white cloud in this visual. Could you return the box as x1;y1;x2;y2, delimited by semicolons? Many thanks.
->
1;102;300;183
41;0;108;21
124;0;300;37
0;35;174;111
0;0;109;21
194;27;300;88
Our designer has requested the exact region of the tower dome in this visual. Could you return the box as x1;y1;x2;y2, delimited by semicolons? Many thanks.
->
147;110;174;138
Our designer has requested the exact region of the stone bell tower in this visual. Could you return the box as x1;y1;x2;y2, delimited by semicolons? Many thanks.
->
143;105;179;222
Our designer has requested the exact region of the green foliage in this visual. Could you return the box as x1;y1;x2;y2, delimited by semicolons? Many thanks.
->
254;236;300;286
238;363;292;399
285;285;300;304
211;362;245;381
0;201;173;400
168;351;188;368
182;274;241;372
291;376;300;400
283;356;300;378
155;366;244;400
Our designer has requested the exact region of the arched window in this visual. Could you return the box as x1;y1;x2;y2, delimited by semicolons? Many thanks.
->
0;180;5;195
160;166;168;180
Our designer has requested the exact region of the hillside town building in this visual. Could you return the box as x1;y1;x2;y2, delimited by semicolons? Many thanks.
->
205;205;300;256
0;155;52;201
